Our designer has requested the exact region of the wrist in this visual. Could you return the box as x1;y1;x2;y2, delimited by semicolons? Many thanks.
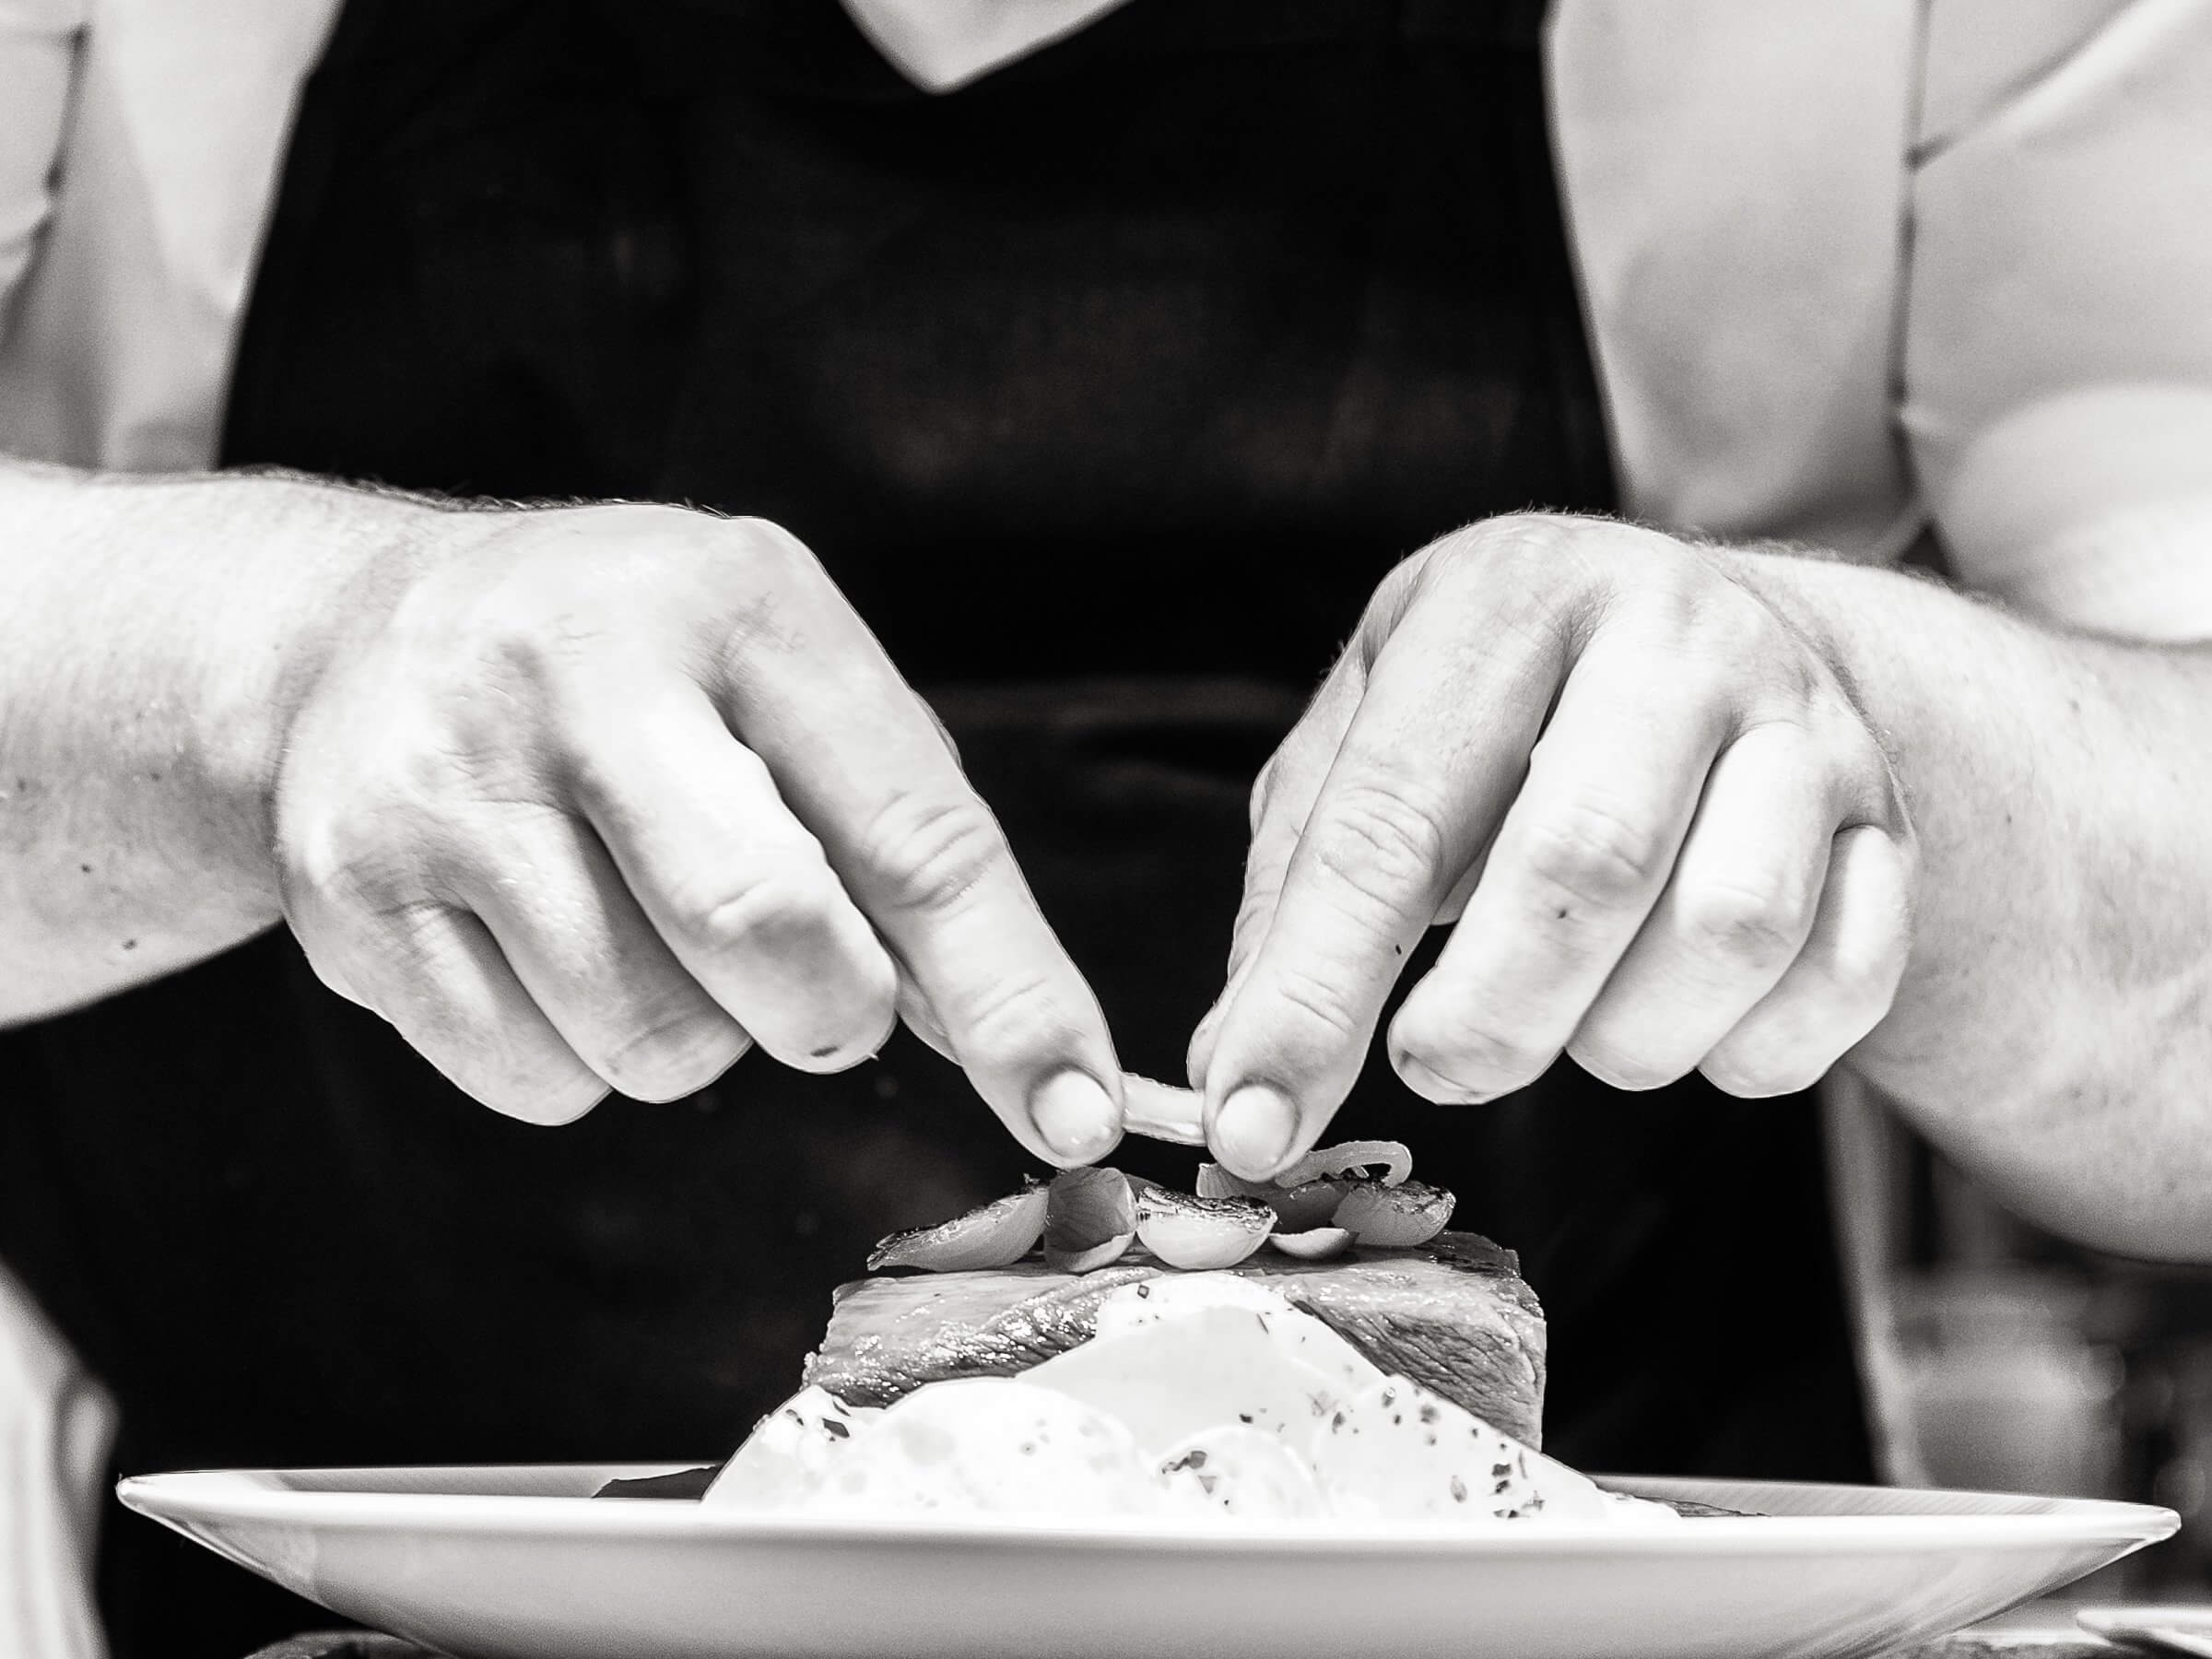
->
66;468;459;897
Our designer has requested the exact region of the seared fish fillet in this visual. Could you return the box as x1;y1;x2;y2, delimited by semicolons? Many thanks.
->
803;1230;1547;1447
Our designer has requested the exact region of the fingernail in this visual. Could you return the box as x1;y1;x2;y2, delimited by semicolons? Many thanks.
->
1030;1071;1121;1164
1213;1083;1300;1179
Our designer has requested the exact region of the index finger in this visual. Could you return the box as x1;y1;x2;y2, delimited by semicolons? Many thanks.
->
1183;638;1370;1090
708;521;1124;1167
1200;567;1566;1176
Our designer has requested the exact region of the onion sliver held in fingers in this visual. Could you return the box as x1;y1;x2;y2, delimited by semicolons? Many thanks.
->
1269;1226;1353;1261
1044;1166;1137;1273
867;1181;1048;1272
1120;1073;1206;1147
1332;1179;1454;1247
1273;1139;1414;1189
1132;1186;1274;1269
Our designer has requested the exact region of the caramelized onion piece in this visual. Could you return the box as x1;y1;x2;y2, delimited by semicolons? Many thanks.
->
1194;1162;1270;1202
1133;1187;1275;1270
1267;1179;1355;1231
1200;1164;1351;1231
867;1181;1049;1272
1331;1179;1454;1247
1044;1167;1137;1274
1267;1226;1354;1261
1052;1235;1135;1274
1272;1140;1413;1189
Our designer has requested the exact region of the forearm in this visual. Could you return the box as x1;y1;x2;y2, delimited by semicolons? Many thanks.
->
0;460;428;1020
1733;547;2212;1257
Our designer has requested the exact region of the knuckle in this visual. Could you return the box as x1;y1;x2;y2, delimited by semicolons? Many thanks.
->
1266;960;1368;1049
1516;798;1667;918
1307;777;1454;912
864;790;1015;918
1676;878;1806;968
1435;512;1563;578
708;516;817;617
293;820;424;920
723;513;810;572
678;862;844;955
952;971;1086;1070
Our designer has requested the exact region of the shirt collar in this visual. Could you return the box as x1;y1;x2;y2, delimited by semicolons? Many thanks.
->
839;0;1135;91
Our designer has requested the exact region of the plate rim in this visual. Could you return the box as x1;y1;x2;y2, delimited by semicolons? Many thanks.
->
115;1465;2182;1556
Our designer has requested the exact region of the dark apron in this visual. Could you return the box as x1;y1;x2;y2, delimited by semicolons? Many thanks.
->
0;4;1871;1653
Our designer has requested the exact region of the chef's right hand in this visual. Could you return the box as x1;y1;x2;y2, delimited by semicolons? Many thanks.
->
272;503;1123;1164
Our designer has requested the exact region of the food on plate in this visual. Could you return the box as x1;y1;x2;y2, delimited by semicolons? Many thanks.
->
1331;1180;1456;1247
1130;1185;1276;1268
702;1274;1675;1525
804;1227;1543;1444
899;1142;1448;1279
867;1179;1048;1272
1267;1226;1353;1260
604;1140;1681;1525
1041;1165;1137;1273
760;1379;1161;1516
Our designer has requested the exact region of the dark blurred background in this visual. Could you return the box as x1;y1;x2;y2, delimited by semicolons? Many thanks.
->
1840;1070;2212;1597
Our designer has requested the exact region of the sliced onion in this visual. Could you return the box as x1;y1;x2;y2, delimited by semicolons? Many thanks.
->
1266;1179;1355;1231
1044;1167;1137;1274
1272;1140;1413;1190
1194;1162;1272;1202
1052;1235;1135;1274
1133;1187;1275;1270
1331;1179;1454;1247
1199;1164;1350;1230
1121;1073;1206;1147
1268;1226;1354;1261
867;1181;1049;1273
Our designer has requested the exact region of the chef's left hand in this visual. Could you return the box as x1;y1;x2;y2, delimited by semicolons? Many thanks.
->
1188;514;1919;1180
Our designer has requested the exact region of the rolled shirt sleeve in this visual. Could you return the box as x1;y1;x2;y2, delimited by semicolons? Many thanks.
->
1907;0;2212;641
0;0;84;332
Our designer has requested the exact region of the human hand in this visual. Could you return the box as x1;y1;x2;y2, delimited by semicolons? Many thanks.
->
272;504;1122;1162
1187;515;1917;1179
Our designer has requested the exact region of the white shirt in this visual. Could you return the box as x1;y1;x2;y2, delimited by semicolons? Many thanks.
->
4;4;2212;1653
8;0;2212;640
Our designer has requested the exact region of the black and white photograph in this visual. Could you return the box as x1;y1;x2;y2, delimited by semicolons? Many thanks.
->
2;3;2209;1657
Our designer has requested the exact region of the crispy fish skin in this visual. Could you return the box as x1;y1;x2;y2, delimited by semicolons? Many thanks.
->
801;1230;1547;1448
